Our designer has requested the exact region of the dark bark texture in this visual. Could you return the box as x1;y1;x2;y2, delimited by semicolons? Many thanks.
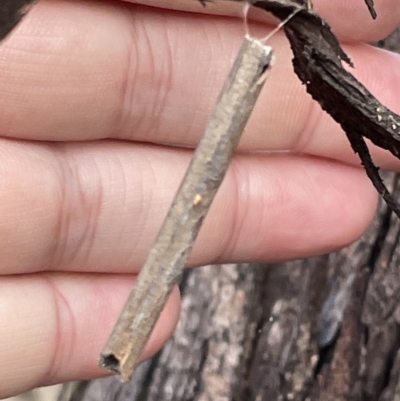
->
65;23;400;401
0;0;36;41
253;0;400;218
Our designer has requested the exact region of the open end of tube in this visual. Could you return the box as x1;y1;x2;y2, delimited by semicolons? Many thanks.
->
99;353;121;374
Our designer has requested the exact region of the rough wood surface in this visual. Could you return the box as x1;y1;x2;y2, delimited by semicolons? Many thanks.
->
65;22;400;401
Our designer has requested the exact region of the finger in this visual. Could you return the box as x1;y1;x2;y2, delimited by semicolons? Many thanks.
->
0;139;377;275
314;0;400;42
0;272;180;398
1;1;400;170
127;0;400;42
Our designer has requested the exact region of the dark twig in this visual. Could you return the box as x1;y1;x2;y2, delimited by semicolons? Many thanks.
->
344;131;400;216
0;0;36;41
364;0;377;19
99;36;273;382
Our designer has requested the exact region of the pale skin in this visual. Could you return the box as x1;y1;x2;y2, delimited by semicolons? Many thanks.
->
0;0;400;397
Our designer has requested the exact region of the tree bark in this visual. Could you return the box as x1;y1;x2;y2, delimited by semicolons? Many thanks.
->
65;27;400;401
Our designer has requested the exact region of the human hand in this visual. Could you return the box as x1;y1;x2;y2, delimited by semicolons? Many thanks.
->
1;0;399;397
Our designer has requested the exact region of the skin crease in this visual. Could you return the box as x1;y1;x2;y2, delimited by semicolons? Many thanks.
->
0;0;399;397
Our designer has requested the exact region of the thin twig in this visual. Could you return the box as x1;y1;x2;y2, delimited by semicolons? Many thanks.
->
99;35;273;382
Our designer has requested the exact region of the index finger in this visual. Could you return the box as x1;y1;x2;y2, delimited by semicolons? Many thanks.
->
126;0;400;42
